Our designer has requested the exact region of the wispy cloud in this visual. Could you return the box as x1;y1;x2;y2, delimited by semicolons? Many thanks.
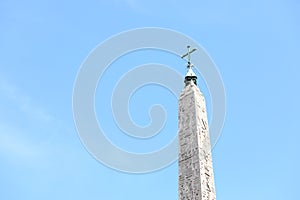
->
0;78;53;123
0;124;40;159
0;78;54;166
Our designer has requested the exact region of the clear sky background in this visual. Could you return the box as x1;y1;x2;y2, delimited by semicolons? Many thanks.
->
1;0;300;199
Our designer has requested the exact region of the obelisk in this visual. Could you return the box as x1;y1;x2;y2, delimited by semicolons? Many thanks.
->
178;46;216;200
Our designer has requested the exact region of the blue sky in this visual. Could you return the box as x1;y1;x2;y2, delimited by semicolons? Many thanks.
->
1;0;300;199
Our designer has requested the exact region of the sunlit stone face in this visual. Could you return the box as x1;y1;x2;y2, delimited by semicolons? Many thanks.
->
178;80;216;200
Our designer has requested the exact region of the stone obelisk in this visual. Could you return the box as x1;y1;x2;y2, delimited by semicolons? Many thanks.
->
178;46;216;200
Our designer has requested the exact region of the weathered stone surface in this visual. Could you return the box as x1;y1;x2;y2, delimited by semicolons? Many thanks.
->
178;80;216;200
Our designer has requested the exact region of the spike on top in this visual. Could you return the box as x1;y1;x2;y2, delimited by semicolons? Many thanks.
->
181;46;197;86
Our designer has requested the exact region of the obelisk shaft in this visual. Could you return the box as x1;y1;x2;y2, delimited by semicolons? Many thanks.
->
178;80;216;200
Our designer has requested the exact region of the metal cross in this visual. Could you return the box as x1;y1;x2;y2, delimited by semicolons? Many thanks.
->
181;45;197;68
